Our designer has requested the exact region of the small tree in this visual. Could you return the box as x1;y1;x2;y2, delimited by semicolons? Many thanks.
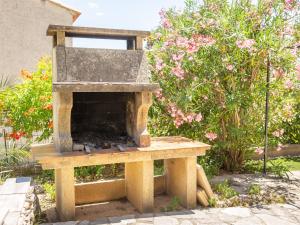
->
148;0;300;170
0;57;53;142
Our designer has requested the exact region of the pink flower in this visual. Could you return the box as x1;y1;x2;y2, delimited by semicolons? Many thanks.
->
162;18;172;29
205;132;217;141
203;95;208;100
255;147;264;155
273;68;285;79
155;59;165;71
236;39;256;49
195;113;203;122
272;129;284;138
285;0;295;10
154;89;165;101
296;65;300;80
174;117;184;128
186;113;195;123
186;40;199;53
276;143;283;151
194;34;216;47
284;79;294;89
226;64;234;71
172;52;185;61
188;56;193;61
176;37;189;48
163;40;175;48
172;65;185;79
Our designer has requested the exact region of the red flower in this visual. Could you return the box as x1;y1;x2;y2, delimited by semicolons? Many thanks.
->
9;131;25;140
48;120;53;129
44;104;53;110
20;69;33;80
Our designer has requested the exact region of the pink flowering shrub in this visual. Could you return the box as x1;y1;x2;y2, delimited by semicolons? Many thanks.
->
147;0;300;170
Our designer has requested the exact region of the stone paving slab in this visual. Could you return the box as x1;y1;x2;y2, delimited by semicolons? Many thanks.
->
3;211;21;225
0;177;32;225
0;194;26;212
0;208;8;225
0;177;31;195
42;203;300;225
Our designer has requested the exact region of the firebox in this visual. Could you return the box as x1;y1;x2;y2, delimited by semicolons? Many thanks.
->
51;29;159;152
71;92;133;148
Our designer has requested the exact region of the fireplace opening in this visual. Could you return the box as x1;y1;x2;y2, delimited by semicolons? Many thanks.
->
71;92;135;150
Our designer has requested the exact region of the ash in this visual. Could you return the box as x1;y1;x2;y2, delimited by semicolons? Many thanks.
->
72;132;136;151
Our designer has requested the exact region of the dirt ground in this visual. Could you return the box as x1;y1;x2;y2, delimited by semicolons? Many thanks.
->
38;194;184;223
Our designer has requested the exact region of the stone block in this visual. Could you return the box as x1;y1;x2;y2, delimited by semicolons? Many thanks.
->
55;47;151;83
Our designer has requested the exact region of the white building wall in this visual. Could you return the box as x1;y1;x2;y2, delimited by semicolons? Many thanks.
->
0;0;74;83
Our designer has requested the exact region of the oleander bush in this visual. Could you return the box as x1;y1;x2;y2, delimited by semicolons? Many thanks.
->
148;0;300;171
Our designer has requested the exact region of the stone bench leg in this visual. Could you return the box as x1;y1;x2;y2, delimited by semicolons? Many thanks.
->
55;166;75;221
165;157;197;209
125;160;154;213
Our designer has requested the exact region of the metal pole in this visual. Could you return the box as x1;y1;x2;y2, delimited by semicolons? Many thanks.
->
263;53;270;175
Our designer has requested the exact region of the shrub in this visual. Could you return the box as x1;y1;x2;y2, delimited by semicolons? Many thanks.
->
243;158;291;178
0;57;53;143
248;184;261;195
43;183;55;202
282;103;300;144
148;0;300;171
213;180;238;199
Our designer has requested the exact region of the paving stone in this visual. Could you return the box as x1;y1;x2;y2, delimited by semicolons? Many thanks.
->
165;211;194;219
250;206;276;216
153;216;179;225
217;212;239;223
189;209;211;219
53;221;79;225
221;207;251;218
109;214;136;224
179;220;193;225
136;217;154;223
0;177;31;195
281;204;299;210
0;194;26;212
3;211;20;225
256;213;297;225
0;208;8;225
78;220;90;225
194;217;223;225
89;217;109;225
232;216;263;225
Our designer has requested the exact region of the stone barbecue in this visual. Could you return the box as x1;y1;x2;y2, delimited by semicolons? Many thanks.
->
31;25;210;222
49;25;159;153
